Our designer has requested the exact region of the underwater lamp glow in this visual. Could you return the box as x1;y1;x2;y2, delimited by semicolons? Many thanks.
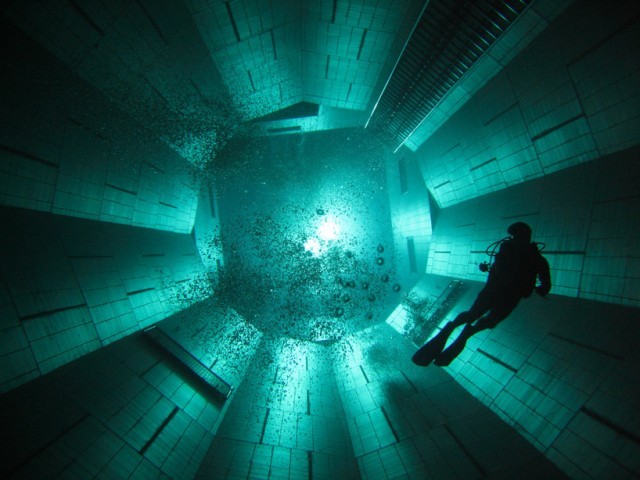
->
316;219;340;241
304;219;341;256
304;237;321;256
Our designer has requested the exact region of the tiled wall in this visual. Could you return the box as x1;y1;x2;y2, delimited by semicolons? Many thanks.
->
193;180;225;275
434;278;640;479
1;289;573;479
331;323;566;479
404;0;578;150
384;148;433;290
158;299;263;389
426;145;640;308
414;0;640;208
2;0;232;168
183;0;422;117
0;331;226;479
0;207;212;393
197;336;360;478
0;20;198;234
196;324;565;479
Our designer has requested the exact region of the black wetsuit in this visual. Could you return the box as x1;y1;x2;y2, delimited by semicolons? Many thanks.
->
463;239;551;329
412;238;552;367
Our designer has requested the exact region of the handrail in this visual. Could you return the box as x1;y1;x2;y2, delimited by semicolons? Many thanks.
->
144;325;233;399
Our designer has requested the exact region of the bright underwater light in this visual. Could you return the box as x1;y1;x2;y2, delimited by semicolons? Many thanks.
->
303;219;341;257
303;237;321;256
317;219;340;240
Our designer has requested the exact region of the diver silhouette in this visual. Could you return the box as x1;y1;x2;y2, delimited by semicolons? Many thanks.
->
413;222;551;367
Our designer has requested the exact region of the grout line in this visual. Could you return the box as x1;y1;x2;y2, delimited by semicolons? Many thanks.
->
581;407;640;446
105;183;137;196
143;77;169;105
270;29;277;60
20;303;87;321
65;240;104;348
444;423;486;477
225;1;241;42
247;70;256;92
139;406;179;455
359;365;369;383
189;77;209;107
593;193;640;205
476;348;519;373
400;371;419;393
571;410;638;477
530;114;585;142
356;29;368;60
483;101;519;126
142;160;165;174
134;0;168;45
540;250;585;255
547;332;624;360
501;211;539;220
442;142;461;156
140;360;161;379
469;157;497;172
259;408;270;444
66;117;110;141
69;0;104;36
7;413;90;476
567;13;640;68
380;406;399;443
0;143;58;168
127;287;156;296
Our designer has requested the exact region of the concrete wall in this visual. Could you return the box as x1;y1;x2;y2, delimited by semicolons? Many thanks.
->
413;0;640;208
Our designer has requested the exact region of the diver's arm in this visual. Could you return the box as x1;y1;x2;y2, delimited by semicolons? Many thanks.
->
536;256;551;296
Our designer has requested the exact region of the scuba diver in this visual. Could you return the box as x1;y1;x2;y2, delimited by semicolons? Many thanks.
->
413;222;551;367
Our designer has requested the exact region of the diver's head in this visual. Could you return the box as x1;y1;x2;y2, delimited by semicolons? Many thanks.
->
507;222;532;243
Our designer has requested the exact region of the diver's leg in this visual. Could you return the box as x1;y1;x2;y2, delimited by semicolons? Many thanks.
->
412;321;457;365
412;289;490;366
449;309;477;327
432;323;475;366
450;290;491;327
434;295;520;366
